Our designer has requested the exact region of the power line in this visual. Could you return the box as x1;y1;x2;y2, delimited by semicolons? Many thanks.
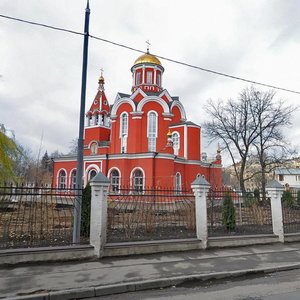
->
1;13;300;95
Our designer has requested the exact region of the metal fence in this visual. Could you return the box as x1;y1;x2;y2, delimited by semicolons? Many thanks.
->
0;185;86;249
282;189;300;234
207;190;273;237
107;187;196;242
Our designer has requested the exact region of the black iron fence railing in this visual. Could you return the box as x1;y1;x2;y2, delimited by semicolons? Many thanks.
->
281;189;300;234
0;185;87;249
207;190;273;237
107;187;196;242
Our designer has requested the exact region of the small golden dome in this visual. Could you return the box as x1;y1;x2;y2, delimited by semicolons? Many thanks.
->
133;53;162;66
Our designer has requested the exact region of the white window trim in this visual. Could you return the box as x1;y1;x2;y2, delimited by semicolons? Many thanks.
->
85;164;101;186
175;172;182;192
69;168;77;189
172;131;180;155
120;112;129;153
130;167;145;190
108;167;122;190
57;168;67;189
146;70;153;84
147;111;158;152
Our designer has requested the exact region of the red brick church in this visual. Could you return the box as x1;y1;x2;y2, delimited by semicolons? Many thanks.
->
52;51;222;190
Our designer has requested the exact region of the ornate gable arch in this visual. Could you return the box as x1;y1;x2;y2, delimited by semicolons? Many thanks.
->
111;98;136;116
136;96;170;114
170;101;187;121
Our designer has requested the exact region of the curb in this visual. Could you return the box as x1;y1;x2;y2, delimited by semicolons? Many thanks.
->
6;263;300;300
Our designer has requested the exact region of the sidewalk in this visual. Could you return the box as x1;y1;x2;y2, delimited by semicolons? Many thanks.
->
1;242;300;300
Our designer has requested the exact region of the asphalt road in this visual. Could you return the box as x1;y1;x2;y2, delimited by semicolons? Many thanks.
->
90;269;300;300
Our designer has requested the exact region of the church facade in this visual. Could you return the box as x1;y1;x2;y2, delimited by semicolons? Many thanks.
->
52;52;222;190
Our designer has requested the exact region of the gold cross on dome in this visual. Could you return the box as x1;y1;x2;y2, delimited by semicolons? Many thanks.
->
146;40;151;53
100;68;104;76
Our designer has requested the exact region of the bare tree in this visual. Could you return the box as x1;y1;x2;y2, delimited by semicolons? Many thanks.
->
204;92;259;193
204;86;296;194
247;87;295;199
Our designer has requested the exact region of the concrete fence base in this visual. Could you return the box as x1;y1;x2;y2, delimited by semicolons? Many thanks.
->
0;245;94;266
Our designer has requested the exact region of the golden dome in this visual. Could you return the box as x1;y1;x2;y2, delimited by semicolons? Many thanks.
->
133;53;162;66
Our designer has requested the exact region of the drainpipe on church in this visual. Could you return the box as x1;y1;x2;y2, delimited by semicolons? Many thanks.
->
153;152;158;188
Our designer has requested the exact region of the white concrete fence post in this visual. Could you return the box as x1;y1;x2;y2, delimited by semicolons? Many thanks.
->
266;180;285;243
191;176;211;249
89;172;110;258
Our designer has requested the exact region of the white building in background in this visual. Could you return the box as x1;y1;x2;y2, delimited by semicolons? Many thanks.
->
275;168;300;189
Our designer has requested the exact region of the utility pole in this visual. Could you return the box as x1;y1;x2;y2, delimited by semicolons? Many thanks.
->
73;0;90;244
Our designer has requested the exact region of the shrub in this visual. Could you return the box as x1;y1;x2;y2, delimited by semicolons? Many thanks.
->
282;190;294;208
80;183;91;237
297;190;300;206
253;189;260;201
222;193;236;231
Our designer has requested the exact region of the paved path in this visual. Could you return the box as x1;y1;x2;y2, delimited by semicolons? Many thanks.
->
1;242;300;299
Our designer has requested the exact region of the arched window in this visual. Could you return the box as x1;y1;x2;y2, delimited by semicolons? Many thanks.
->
110;169;120;192
136;72;141;85
71;170;77;189
147;111;157;152
172;132;180;155
89;169;97;181
88;115;93;126
133;169;143;192
175;172;181;192
120;113;128;153
90;142;98;155
156;73;161;86
59;170;66;189
95;114;99;125
146;71;152;84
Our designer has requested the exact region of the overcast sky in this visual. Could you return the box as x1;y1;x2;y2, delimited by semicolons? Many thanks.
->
1;1;300;165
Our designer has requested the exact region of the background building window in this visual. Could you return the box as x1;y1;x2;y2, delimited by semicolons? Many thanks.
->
148;112;157;152
172;132;180;155
110;169;120;192
133;169;143;192
279;174;284;181
59;170;66;189
120;113;128;153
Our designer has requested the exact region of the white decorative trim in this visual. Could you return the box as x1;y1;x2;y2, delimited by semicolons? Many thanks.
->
158;90;173;102
172;131;180;156
147;110;158;138
130;87;147;100
130;167;145;190
130;111;144;116
163;118;172;121
187;124;201;129
170;101;187;121
132;116;142;119
169;124;185;129
111;98;135;116
184;124;188;159
108;167;122;189
84;163;102;186
136;96;170;113
174;158;222;167
68;168;77;189
56;168;68;188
